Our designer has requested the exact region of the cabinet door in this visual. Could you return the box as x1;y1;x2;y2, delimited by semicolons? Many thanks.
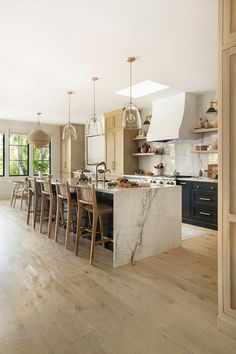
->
114;129;124;174
114;112;123;129
222;46;236;314
222;0;236;44
105;115;114;130
177;181;191;219
106;131;115;173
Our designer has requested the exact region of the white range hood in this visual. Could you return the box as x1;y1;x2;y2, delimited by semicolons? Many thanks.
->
146;93;197;142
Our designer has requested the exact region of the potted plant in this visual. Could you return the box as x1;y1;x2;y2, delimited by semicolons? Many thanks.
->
33;161;49;178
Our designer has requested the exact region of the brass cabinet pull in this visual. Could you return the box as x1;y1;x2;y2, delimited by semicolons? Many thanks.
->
180;182;187;185
200;197;211;201
200;211;211;216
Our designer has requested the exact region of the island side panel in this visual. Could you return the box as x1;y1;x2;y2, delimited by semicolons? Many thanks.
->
113;186;182;268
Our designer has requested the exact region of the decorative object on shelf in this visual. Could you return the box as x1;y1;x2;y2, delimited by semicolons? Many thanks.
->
122;57;142;130
206;100;218;114
28;113;51;148
87;77;103;136
140;142;149;153
154;146;164;154
62;91;77;140
204;119;209;129
142;115;151;136
198;118;204;128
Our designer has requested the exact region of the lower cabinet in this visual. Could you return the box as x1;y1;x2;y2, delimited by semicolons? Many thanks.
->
177;180;218;230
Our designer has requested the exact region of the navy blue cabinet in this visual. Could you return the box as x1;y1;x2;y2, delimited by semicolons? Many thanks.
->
177;180;218;230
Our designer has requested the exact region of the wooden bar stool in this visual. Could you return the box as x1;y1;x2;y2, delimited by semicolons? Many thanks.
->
10;179;28;209
39;177;55;238
75;184;113;265
27;177;41;229
54;181;77;249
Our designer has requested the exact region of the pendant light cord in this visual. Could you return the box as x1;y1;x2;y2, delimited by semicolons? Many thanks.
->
68;92;71;125
130;60;132;106
93;79;96;117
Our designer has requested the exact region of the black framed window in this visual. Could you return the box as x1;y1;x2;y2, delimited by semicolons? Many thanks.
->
0;133;5;176
9;133;29;176
33;143;51;175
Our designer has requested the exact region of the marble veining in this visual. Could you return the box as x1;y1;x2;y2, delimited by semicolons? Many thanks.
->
113;186;182;268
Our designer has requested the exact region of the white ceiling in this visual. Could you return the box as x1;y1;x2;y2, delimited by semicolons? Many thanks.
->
0;0;217;125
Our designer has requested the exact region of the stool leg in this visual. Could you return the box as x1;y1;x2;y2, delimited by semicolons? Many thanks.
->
20;192;24;210
99;216;105;247
75;204;83;255
10;187;15;207
90;213;98;265
47;197;54;238
33;194;37;229
65;201;72;249
39;194;45;234
54;197;61;242
27;191;31;225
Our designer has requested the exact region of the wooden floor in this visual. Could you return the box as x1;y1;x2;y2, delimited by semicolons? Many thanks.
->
0;200;236;354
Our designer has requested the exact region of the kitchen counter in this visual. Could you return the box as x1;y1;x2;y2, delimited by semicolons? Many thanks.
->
177;177;218;183
53;178;182;267
111;185;181;267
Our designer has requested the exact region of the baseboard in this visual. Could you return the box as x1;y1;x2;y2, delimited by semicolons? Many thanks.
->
217;313;236;340
0;196;10;201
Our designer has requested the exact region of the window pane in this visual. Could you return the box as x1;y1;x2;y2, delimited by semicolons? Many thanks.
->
0;133;4;176
10;161;19;175
33;144;51;176
18;160;28;175
9;133;29;176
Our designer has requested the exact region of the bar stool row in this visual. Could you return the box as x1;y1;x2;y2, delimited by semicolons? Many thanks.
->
12;177;113;265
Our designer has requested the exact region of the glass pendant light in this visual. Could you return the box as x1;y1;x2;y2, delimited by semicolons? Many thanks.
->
28;113;51;148
62;91;77;140
86;77;103;136
122;57;142;130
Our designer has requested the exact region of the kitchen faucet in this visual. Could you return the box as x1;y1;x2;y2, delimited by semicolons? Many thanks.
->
95;162;110;183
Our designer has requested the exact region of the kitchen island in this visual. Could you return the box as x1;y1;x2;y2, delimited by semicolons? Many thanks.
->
96;183;182;268
54;179;182;268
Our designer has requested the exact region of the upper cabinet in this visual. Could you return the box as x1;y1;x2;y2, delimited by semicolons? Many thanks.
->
104;109;138;175
60;124;85;177
222;0;236;45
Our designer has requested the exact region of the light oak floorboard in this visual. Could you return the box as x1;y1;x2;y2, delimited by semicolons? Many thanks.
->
0;200;236;354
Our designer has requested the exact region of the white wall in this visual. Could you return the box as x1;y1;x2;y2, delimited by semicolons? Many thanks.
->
139;91;217;176
0;119;61;199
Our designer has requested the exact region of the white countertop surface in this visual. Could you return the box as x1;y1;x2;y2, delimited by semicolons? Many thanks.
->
177;177;218;183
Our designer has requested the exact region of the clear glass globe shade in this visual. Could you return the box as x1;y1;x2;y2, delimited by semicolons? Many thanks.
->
122;103;142;130
87;115;103;136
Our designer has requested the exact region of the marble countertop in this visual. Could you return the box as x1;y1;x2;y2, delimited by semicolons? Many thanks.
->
177;177;218;183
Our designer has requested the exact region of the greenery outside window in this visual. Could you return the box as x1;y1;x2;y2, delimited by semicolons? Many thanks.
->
33;144;51;175
9;133;29;176
0;133;5;176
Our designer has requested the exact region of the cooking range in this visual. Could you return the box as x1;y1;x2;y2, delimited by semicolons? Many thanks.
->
124;175;192;186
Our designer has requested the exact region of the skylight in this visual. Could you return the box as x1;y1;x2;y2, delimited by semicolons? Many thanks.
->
116;80;169;98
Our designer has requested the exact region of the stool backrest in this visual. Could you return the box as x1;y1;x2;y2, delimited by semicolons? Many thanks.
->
28;177;41;195
56;181;70;200
41;177;53;196
76;184;96;208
